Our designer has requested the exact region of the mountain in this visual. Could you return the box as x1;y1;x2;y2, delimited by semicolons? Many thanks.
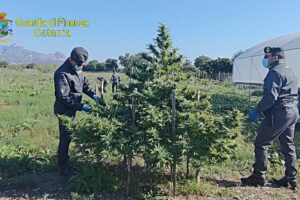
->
0;44;66;64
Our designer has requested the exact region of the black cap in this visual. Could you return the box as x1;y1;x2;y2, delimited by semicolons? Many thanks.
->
70;47;89;65
271;47;284;54
264;46;285;58
264;46;272;53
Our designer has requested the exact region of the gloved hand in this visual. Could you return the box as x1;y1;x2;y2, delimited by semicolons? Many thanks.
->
82;104;91;113
92;95;106;106
249;109;259;122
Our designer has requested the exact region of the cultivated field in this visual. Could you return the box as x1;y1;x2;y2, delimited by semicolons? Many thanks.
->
0;68;299;200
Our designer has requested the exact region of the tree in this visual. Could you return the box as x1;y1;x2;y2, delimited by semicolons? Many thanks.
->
96;62;106;72
181;59;197;77
194;56;232;79
181;59;194;69
85;60;98;71
194;55;212;75
26;63;36;69
84;60;106;72
0;61;8;68
209;57;233;78
105;58;118;71
232;50;244;61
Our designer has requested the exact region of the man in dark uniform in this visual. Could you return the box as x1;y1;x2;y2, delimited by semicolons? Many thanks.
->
109;69;120;93
54;47;103;176
241;47;299;190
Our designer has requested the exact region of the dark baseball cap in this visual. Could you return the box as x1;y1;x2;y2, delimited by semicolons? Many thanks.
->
264;46;284;56
70;47;89;65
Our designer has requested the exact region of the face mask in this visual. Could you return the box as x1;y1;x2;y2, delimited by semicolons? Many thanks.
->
262;58;269;68
74;65;83;73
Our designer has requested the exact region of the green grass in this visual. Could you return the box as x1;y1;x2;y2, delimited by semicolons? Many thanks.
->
177;179;218;196
0;68;127;178
218;188;239;199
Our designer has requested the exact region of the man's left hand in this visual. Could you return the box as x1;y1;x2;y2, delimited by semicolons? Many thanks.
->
249;109;259;122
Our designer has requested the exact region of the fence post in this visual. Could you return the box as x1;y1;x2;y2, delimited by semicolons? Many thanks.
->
125;88;137;196
96;80;105;97
171;89;176;196
1;73;3;89
248;84;252;103
101;80;104;96
95;84;99;96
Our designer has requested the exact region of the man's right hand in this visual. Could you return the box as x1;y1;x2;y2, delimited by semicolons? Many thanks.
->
82;104;91;113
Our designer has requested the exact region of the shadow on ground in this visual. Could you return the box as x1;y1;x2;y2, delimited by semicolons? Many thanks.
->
0;171;71;199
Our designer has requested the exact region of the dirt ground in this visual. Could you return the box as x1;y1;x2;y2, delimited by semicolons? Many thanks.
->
0;171;299;200
0;171;132;200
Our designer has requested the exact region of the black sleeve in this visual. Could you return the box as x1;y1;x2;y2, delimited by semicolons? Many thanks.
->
82;76;95;98
55;73;83;110
256;71;282;113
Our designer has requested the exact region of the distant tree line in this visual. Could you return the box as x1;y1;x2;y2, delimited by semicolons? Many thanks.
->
0;61;8;68
1;49;244;80
194;56;231;79
117;51;243;80
83;58;119;72
84;50;243;80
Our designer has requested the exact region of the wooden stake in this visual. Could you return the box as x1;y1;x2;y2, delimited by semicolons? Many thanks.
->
101;80;104;96
171;90;176;196
125;88;137;196
186;156;190;178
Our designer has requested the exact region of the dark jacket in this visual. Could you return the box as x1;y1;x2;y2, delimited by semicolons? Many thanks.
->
54;59;95;116
111;73;120;84
256;60;299;114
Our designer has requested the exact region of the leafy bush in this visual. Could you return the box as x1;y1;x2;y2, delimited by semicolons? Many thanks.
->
210;93;254;114
252;89;263;97
0;145;54;178
60;24;246;196
61;115;120;163
69;164;118;194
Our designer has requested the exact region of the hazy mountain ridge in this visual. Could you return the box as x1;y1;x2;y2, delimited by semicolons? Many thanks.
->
0;44;66;64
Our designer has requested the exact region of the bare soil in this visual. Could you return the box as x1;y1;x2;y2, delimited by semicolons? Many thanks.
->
0;172;299;200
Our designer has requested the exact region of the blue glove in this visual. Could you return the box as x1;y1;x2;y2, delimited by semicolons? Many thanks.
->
249;109;259;122
82;104;91;112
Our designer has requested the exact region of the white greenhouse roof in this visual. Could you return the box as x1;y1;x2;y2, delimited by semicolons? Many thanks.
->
236;32;300;59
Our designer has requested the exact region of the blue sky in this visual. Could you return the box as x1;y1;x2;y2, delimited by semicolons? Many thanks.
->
2;0;300;62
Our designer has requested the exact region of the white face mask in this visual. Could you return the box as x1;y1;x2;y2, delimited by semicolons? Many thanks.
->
74;65;83;73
